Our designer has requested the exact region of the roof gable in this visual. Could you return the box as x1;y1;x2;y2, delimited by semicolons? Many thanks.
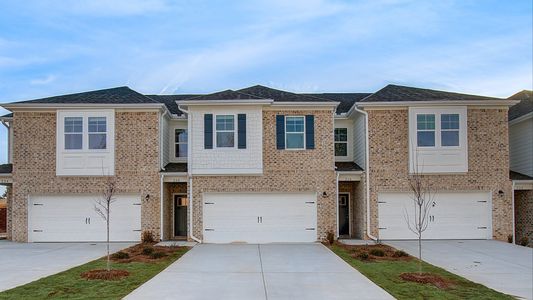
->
508;90;533;121
360;84;503;103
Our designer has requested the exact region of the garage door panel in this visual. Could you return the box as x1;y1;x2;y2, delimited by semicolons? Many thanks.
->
378;192;491;240
203;193;317;243
29;194;141;242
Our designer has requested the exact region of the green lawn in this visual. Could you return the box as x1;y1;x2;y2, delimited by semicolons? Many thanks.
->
330;244;514;300
0;246;190;300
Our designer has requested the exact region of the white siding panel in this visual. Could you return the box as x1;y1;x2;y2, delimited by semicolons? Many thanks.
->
190;106;263;175
509;118;533;177
162;115;170;167
334;119;354;162
353;113;366;169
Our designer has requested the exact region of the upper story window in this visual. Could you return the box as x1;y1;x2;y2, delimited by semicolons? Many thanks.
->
216;115;235;148
441;114;459;146
416;114;435;147
175;129;188;158
334;128;348;156
88;117;107;149
285;116;305;149
64;117;83;150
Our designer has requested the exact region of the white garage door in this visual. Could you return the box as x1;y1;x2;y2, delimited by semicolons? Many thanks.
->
29;194;142;242
203;193;317;243
378;192;491;240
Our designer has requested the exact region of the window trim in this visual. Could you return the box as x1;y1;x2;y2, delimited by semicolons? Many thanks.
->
285;115;306;150
174;128;188;159
64;116;83;151
414;113;462;149
214;114;237;149
334;127;349;157
416;114;436;148
88;116;107;150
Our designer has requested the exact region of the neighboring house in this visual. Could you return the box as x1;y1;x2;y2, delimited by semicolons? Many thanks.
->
0;84;519;243
508;90;533;246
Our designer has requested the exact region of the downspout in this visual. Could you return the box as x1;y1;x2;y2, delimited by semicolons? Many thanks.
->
179;105;201;243
353;106;378;241
159;110;167;241
511;181;516;244
336;171;340;238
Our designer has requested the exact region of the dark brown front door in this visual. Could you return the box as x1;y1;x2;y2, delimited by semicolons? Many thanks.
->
338;193;349;236
174;195;187;237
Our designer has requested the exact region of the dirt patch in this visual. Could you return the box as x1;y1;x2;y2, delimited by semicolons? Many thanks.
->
80;269;130;281
400;272;454;289
336;242;413;262
111;243;182;263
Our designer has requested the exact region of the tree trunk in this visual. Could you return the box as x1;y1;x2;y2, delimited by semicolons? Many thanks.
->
418;232;422;274
106;204;110;272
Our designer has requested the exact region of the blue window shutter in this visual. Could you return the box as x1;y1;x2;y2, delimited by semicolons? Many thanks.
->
305;115;315;149
204;114;213;149
238;114;246;149
276;115;285;149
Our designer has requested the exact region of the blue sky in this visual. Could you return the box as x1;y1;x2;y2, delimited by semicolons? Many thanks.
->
0;0;532;167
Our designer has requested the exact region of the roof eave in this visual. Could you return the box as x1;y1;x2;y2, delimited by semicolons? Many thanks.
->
176;99;274;105
509;112;533;125
1;103;166;110
270;101;340;107
357;100;519;107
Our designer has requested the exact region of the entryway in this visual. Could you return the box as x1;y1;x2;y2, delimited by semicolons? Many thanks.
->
173;194;187;237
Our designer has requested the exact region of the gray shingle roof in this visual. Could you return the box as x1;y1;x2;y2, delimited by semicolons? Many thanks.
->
510;170;533;181
7;87;159;105
360;84;503;103
0;163;12;174
238;85;337;103
146;94;199;116
508;90;533;121
304;93;371;114
162;163;187;173
335;161;363;171
1;113;13;118
183;90;265;101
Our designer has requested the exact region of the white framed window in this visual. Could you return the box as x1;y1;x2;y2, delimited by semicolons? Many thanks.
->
285;116;305;149
215;115;235;148
334;128;348;156
88;117;107;150
416;114;435;147
408;107;467;173
441;114;460;146
175;129;188;158
64;117;83;150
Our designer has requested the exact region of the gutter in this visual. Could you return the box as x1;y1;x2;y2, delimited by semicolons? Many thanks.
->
356;99;519;107
178;104;201;243
512;181;516;244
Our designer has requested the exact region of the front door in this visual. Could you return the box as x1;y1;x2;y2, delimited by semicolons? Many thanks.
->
174;195;188;237
338;193;349;236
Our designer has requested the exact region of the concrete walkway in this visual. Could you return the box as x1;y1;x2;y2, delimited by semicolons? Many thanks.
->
386;240;533;300
0;240;132;292
126;243;393;300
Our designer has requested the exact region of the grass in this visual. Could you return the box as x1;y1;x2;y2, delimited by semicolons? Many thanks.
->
330;244;514;300
0;246;190;300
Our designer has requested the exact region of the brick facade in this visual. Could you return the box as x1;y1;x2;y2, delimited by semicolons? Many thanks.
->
9;111;161;242
515;190;533;247
366;108;513;241
190;109;336;241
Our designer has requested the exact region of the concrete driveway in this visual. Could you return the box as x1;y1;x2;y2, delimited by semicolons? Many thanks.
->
126;243;393;300
0;240;132;292
386;240;533;300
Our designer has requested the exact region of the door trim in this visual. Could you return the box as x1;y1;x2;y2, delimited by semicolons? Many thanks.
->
338;192;351;237
172;193;187;238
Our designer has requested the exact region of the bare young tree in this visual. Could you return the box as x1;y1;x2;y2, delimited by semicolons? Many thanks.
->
94;176;117;272
404;150;436;273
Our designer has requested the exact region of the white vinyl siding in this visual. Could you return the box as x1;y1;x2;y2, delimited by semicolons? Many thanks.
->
56;110;115;176
162;116;170;167
509;117;533;177
408;107;467;173
353;113;366;168
334;118;355;162
167;120;188;163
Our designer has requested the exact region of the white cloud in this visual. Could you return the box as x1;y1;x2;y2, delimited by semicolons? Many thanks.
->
30;75;57;85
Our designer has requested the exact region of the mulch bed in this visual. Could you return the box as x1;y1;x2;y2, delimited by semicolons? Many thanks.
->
111;243;182;263
336;242;413;262
400;272;454;289
80;269;130;281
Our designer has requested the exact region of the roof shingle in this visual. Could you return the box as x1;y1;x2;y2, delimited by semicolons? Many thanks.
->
508;90;533;121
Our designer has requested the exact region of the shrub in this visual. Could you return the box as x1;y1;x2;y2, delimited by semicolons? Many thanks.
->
393;250;409;257
358;252;369;260
111;251;129;259
519;237;529;247
142;246;154;255
141;230;155;244
370;249;385;257
326;231;335;245
150;252;167;259
507;234;513;243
